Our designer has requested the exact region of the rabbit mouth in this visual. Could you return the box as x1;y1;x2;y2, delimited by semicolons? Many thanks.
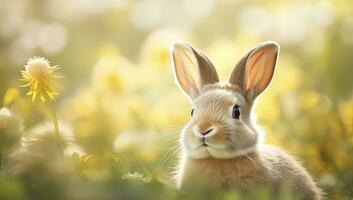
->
191;136;253;159
196;139;221;150
201;137;208;146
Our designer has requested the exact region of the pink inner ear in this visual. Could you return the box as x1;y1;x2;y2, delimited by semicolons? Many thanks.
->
172;45;199;99
245;51;263;91
245;49;276;93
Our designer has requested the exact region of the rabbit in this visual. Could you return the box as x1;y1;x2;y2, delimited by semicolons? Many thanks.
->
170;41;322;199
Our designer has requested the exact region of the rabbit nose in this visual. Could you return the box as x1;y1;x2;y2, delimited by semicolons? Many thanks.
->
200;128;213;135
193;125;216;138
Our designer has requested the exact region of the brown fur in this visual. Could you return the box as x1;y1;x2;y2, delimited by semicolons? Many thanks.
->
177;145;322;199
170;41;322;199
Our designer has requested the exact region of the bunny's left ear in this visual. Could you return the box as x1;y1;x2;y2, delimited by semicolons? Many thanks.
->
229;41;280;102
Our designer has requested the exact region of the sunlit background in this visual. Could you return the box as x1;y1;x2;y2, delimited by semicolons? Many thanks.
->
0;0;352;199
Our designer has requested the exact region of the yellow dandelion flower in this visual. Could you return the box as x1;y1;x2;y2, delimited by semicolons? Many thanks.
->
20;56;62;102
20;57;63;149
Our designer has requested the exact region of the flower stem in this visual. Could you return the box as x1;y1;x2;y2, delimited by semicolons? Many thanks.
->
48;99;62;152
0;150;2;174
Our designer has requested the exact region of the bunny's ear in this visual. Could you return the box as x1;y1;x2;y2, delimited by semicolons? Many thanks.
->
229;41;279;102
171;41;219;100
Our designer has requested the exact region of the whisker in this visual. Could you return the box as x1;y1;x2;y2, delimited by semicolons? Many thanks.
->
159;132;181;148
160;128;182;139
160;134;180;142
158;142;181;161
152;145;181;176
161;140;179;147
132;152;152;176
159;144;180;163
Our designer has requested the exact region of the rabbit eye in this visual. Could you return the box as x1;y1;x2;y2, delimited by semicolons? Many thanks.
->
191;108;194;117
232;105;240;119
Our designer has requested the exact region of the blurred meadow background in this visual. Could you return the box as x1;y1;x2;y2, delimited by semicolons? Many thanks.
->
0;0;352;199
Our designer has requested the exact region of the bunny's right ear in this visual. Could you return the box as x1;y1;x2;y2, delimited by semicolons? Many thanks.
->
170;41;219;100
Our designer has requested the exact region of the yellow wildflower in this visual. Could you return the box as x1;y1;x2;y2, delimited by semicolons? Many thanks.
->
3;88;20;107
20;56;62;102
72;152;99;171
20;57;63;147
0;107;23;151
